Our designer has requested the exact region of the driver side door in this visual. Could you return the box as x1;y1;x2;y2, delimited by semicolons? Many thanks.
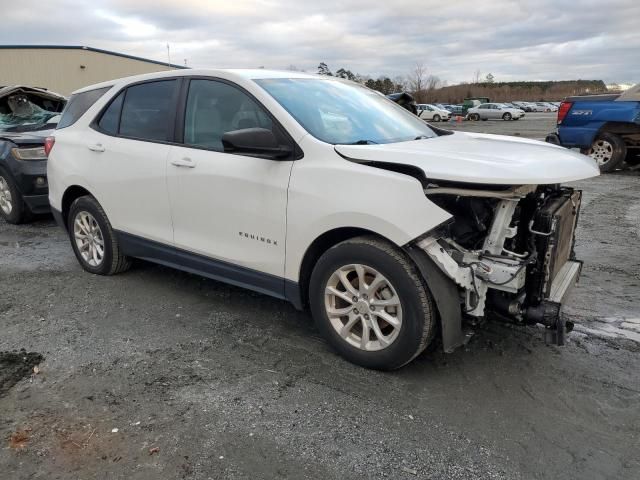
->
166;78;295;288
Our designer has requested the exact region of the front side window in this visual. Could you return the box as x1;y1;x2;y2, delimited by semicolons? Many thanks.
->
119;80;177;142
255;78;436;145
57;86;111;130
183;79;273;151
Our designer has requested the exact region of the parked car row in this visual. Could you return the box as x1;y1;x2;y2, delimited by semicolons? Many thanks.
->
2;72;600;370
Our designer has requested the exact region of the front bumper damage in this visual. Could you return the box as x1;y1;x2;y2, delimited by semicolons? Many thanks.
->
413;183;583;349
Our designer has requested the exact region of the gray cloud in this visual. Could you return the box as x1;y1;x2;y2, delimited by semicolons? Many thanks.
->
1;0;638;84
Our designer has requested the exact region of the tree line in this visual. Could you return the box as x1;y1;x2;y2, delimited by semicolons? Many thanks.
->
314;62;607;103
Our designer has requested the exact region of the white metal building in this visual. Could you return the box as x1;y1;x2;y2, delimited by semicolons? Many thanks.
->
0;45;185;96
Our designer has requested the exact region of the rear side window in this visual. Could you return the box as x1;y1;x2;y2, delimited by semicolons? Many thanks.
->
57;86;111;129
97;91;124;135
119;80;177;142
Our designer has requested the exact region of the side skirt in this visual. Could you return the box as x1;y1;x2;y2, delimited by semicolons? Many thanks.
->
115;231;302;308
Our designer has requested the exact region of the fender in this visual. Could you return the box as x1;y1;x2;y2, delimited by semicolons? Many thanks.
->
405;244;470;353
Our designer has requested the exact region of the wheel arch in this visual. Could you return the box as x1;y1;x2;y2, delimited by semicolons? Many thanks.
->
61;185;93;230
595;122;640;147
293;227;384;309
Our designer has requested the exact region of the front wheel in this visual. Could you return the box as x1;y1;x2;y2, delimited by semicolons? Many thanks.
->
309;236;436;370
585;133;626;173
432;114;441;122
502;112;512;121
68;195;131;275
0;168;30;224
469;113;480;121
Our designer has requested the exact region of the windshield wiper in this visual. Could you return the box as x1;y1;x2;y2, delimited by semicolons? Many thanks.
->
348;139;379;145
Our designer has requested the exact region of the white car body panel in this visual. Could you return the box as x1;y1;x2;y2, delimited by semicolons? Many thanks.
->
283;134;452;281
49;126;174;244
167;145;293;277
334;132;600;185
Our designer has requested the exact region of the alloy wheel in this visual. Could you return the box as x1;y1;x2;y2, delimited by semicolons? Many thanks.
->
324;264;402;351
73;211;105;267
0;176;13;215
589;139;614;166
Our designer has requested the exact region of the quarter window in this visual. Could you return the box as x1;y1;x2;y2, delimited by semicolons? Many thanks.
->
97;91;124;135
183;79;273;151
119;80;177;142
57;86;111;129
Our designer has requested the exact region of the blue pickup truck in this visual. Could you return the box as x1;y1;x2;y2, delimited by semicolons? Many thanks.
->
546;84;640;172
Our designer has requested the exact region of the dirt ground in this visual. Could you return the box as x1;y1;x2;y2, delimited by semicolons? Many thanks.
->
1;114;639;479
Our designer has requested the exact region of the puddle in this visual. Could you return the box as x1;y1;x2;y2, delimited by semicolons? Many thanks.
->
0;350;43;397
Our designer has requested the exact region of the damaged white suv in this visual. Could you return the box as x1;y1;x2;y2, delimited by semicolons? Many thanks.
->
47;70;599;369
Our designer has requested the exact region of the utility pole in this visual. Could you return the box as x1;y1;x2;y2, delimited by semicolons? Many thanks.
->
166;43;171;66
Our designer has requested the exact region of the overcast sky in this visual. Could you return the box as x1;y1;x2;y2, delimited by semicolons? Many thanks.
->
2;0;639;84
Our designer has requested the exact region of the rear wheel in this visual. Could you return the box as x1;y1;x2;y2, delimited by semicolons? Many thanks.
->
502;112;512;121
0;168;30;224
309;236;436;370
585;133;626;173
625;149;640;167
68;195;131;275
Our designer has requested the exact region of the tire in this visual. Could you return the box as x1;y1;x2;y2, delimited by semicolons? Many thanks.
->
67;195;131;275
625;150;640;166
309;236;436;370
469;113;480;121
432;114;441;122
0;168;30;224
502;112;512;121
586;133;627;173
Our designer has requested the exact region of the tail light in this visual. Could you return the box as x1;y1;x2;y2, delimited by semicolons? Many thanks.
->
557;101;572;125
44;136;55;157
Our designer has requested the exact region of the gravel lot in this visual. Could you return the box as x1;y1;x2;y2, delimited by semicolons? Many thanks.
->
1;113;639;480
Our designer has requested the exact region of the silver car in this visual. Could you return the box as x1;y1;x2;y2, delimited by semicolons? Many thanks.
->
467;103;525;121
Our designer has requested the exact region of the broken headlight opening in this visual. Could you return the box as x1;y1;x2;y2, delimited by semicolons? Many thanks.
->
419;181;583;345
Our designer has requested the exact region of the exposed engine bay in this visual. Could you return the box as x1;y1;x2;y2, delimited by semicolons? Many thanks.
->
418;181;583;345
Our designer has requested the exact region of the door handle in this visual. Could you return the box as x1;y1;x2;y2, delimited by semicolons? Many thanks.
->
171;157;196;168
88;143;105;152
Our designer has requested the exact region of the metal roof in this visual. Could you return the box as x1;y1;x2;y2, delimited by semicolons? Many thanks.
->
0;45;188;70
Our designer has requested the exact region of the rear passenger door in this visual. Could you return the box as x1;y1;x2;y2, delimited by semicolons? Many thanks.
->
167;78;295;283
89;79;179;244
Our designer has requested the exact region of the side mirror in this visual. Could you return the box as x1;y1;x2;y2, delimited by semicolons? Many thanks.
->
221;128;292;159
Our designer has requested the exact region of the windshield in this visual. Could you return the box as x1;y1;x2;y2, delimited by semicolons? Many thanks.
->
255;78;437;145
0;96;61;132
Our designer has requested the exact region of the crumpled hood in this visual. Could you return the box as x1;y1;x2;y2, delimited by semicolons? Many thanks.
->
334;131;600;185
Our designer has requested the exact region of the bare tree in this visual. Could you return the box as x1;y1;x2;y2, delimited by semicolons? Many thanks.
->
407;63;428;102
472;69;482;84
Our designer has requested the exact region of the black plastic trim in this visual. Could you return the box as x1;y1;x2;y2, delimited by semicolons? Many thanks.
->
405;245;468;353
51;207;66;230
115;230;302;304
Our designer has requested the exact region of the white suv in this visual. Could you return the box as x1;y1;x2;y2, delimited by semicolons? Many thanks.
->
47;70;598;369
